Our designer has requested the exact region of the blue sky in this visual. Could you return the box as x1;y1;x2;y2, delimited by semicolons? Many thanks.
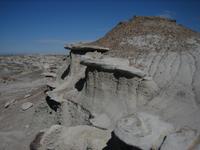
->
0;0;200;54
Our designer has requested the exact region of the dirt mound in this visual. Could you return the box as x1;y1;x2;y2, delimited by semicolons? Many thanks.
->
91;16;200;57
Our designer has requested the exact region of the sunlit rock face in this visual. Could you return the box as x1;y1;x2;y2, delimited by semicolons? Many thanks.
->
49;51;158;129
91;16;200;131
40;16;200;150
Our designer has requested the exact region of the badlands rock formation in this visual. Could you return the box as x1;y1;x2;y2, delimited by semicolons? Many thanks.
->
33;16;200;150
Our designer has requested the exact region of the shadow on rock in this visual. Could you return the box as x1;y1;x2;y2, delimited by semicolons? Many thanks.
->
103;132;143;150
46;96;61;112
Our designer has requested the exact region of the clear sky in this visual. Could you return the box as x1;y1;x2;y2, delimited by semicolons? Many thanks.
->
0;0;200;54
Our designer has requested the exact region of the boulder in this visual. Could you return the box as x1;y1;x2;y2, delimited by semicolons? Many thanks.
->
114;112;174;150
32;125;111;150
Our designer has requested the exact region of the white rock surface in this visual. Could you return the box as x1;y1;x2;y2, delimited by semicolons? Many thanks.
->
114;112;174;150
81;56;146;77
90;113;112;129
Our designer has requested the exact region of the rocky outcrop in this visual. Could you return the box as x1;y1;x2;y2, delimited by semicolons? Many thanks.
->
33;16;200;149
32;113;200;150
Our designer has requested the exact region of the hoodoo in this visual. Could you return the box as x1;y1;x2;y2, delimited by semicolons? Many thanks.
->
33;16;200;150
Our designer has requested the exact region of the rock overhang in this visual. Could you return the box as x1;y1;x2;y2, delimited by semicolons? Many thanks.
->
64;43;110;53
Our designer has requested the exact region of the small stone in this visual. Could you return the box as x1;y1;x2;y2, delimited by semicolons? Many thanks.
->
21;102;33;111
4;99;15;108
24;94;31;98
10;99;16;104
4;102;10;108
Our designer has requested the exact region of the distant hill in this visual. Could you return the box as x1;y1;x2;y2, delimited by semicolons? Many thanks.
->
91;16;200;57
